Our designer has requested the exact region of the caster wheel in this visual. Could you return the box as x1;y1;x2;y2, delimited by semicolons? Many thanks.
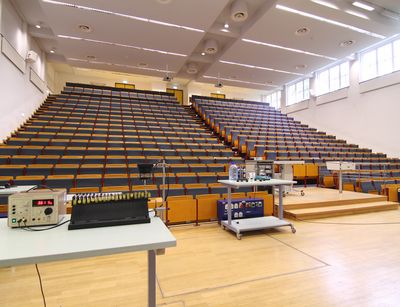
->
236;233;242;240
221;224;225;230
301;191;305;196
291;227;296;234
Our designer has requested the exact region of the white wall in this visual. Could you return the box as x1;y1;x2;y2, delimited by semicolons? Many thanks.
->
281;59;400;159
0;0;47;141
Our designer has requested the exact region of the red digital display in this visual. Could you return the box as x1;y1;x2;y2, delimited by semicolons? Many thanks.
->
32;199;54;206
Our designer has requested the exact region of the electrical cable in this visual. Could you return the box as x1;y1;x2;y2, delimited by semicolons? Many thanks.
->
35;263;47;307
22;218;70;231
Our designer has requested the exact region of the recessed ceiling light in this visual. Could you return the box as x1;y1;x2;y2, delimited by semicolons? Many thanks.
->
224;23;230;29
35;24;41;29
220;28;230;32
276;4;385;39
157;0;172;4
42;0;204;33
295;64;307;70
122;80;128;84
203;75;279;87
220;59;304;76
201;52;206;56
58;35;187;57
86;55;96;59
295;27;310;36
310;0;339;10
242;38;337;60
78;24;92;33
50;49;55;53
216;90;221;94
352;1;375;11
172;85;178;89
340;40;355;47
138;63;148;67
345;10;369;19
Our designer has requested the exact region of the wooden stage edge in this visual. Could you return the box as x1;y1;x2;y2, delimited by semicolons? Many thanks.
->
278;187;398;220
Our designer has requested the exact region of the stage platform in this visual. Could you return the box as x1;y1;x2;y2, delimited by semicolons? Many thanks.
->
279;187;398;220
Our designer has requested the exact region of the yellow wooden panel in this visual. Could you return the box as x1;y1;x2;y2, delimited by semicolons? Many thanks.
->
196;194;220;221
167;198;197;224
306;164;319;178
323;175;335;188
293;164;306;179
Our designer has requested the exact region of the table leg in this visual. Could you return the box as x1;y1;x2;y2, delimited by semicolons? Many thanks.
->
227;186;232;225
278;185;283;219
148;250;156;307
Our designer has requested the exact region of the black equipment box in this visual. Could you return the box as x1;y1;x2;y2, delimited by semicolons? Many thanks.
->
68;192;150;230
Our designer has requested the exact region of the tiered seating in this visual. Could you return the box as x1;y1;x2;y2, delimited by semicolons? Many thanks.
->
0;83;243;200
191;96;400;198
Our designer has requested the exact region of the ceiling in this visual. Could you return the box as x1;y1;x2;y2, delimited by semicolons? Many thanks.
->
12;0;400;91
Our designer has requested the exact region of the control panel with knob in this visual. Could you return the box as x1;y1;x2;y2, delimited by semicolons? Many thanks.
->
8;189;66;228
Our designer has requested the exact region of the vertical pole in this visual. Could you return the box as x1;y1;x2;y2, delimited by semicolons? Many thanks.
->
339;169;343;194
278;185;283;219
148;250;156;307
162;160;166;222
227;186;232;225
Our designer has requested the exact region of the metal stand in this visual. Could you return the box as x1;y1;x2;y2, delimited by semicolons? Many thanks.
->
220;180;296;240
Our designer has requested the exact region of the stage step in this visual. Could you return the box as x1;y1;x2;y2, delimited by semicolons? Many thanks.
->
284;201;398;220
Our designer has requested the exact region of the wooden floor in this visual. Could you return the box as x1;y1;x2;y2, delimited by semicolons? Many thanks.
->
2;208;400;306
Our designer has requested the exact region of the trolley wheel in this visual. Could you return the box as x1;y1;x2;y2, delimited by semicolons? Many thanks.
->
236;233;242;240
291;226;296;234
300;190;305;196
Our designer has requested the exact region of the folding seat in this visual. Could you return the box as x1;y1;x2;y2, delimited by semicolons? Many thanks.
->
85;147;107;155
360;180;377;194
9;155;35;164
101;185;130;193
14;175;45;187
53;164;80;175
75;174;102;188
0;165;25;177
181;156;200;164
59;155;84;164
0;176;13;186
46;175;74;190
152;172;175;185
185;183;209;196
197;172;218;184
107;147;126;155
207;163;226;173
160;184;185;197
79;164;104;174
7;137;31;146
131;184;158;197
83;155;106;164
176;172;198;184
145;156;164;164
127;155;147;164
103;173;130;186
0;145;19;156
208;183;227;195
169;164;190;173
104;164;127;174
66;147;87;155
189;164;208;173
25;164;53;176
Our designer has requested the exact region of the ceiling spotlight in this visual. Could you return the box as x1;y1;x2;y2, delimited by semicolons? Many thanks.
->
216;90;221;94
215;82;223;88
220;28;230;32
201;52;206;56
122;80;128;84
295;64;307;70
340;40;355;47
295;27;310;36
78;24;92;33
50;49;55;53
224;23;229;28
86;55;96;60
35;24;41;29
352;1;375;11
204;39;218;54
186;63;198;74
231;0;248;22
172;85;178;89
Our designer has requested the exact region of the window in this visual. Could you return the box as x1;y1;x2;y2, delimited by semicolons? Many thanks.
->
286;79;309;105
264;91;281;109
315;62;349;96
360;38;400;82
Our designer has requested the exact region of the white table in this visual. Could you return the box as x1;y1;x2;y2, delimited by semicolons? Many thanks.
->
0;214;176;307
218;179;297;239
0;185;36;195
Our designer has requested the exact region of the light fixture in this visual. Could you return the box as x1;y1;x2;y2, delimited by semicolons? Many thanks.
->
352;1;375;11
204;39;218;54
295;64;307;70
345;10;369;19
275;4;385;39
310;0;339;10
295;27;310;36
42;0;204;33
242;38;337;60
58;35;187;57
50;49;55;53
220;60;303;76
172;85;178;89
231;0;248;22
122;80;128;84
35;24;41;29
163;64;173;82
186;63;198;74
201;52;206;56
216;90;221;94
340;40;355;47
221;28;230;33
224;23;229;28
